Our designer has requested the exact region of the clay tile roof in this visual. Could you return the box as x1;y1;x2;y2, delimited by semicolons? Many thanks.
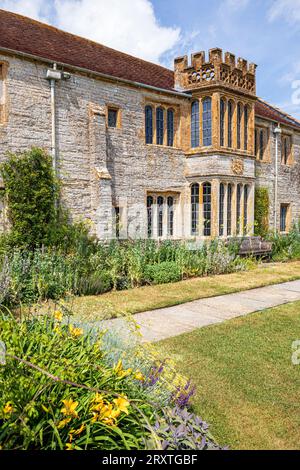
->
255;98;300;130
0;8;175;91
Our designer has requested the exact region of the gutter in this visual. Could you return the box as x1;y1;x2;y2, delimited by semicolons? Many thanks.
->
273;123;282;233
0;45;191;99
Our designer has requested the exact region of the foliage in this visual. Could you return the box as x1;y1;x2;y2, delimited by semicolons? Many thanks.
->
144;261;182;284
0;148;58;248
254;187;269;238
0;148;96;253
269;221;300;261
0;311;222;450
0;240;250;307
150;407;224;450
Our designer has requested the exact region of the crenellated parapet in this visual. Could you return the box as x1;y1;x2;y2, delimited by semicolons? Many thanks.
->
174;48;257;96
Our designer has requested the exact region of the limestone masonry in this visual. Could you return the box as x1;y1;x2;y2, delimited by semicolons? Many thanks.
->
0;9;300;240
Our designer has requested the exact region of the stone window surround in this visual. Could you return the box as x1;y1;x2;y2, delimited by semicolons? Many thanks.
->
280;203;291;233
255;123;270;162
144;100;179;148
0;61;8;125
189;178;254;239
281;132;294;166
105;103;122;129
219;95;251;153
146;191;180;239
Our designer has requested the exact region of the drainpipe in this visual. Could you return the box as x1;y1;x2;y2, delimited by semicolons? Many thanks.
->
46;64;71;175
273;123;282;232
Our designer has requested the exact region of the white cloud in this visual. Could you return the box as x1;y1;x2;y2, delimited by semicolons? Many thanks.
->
223;0;249;10
0;0;181;64
0;0;51;22
268;0;300;24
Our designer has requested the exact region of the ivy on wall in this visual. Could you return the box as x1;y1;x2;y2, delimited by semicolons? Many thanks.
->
254;186;269;238
0;148;58;247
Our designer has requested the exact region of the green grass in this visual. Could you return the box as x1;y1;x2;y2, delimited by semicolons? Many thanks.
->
158;301;300;450
57;260;300;321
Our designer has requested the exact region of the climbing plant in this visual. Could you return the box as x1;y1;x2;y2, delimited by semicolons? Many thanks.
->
0;147;59;247
254;186;269;238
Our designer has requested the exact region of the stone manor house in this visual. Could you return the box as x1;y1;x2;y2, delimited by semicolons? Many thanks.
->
1;9;300;240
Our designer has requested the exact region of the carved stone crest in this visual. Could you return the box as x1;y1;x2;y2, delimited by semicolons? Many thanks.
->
232;158;244;175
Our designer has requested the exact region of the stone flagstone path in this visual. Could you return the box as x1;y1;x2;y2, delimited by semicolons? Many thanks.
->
103;280;300;342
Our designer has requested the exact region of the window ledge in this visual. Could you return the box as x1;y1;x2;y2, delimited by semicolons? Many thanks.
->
145;144;181;150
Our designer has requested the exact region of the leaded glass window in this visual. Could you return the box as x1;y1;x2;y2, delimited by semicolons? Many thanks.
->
202;97;212;146
203;182;211;237
244;185;249;233
156;107;164;145
220;98;225;147
259;129;264;160
219;183;225;236
167;109;174;147
191;183;199;235
236;184;242;235
167;196;174;236
147;196;153;238
227;184;232;236
145;106;153;144
244;105;248;150
157;196;164;237
228;101;233;148
191;101;199;148
237;103;242;149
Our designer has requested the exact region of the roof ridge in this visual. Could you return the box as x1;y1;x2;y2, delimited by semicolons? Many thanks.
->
257;97;300;126
0;8;173;75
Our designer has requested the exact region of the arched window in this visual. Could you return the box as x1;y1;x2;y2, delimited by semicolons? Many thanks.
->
237;103;243;149
219;183;225;236
156;107;164;145
282;136;291;165
203;182;211;237
191;183;199;235
220;98;225;147
157;196;164;237
191;101;199;148
147;196;153;238
228;101;233;148
202;97;212;146
167;109;174;147
244;185;249;234
145;106;153;144
227;184;232;236
236;184;242;235
244;105;249;151
167;196;174;236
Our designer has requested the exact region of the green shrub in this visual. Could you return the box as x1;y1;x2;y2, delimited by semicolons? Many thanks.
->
0;148;58;248
144;261;182;284
254;187;269;238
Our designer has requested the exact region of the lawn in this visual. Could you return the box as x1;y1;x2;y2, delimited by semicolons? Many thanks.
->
157;301;300;450
62;260;300;321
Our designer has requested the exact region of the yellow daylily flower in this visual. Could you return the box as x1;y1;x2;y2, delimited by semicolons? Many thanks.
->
3;402;14;414
54;310;63;322
61;398;79;418
92;393;105;404
57;417;71;429
69;325;83;338
113;396;130;415
114;360;132;378
134;371;145;382
70;423;85;436
66;443;73;451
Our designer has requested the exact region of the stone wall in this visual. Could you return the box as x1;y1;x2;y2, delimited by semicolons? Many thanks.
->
0;53;188;239
255;116;300;231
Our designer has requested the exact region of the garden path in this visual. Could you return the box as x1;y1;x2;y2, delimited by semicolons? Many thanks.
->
101;280;300;342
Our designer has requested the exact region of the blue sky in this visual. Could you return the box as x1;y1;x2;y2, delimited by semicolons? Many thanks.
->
1;0;300;117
